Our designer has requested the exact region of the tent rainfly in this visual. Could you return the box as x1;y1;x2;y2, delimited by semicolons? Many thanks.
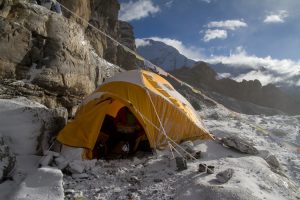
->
57;70;213;159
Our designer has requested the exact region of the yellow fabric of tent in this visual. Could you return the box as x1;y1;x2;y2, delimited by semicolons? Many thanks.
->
57;70;213;157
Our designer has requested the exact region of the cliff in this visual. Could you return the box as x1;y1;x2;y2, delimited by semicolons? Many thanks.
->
0;0;138;115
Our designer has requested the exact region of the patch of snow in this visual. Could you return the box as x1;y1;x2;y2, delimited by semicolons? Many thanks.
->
12;167;64;200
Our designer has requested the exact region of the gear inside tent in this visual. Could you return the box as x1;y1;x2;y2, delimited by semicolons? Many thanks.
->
57;70;213;159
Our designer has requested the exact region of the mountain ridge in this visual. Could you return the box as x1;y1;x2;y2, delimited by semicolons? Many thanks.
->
137;40;300;115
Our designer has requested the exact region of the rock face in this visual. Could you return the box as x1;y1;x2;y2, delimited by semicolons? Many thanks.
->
118;21;136;51
0;1;122;113
116;21;139;70
84;0;138;70
0;0;141;113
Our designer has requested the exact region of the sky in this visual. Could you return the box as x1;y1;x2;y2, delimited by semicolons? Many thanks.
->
118;0;300;86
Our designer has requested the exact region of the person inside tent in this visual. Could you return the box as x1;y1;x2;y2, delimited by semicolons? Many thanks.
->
108;107;145;158
36;0;62;15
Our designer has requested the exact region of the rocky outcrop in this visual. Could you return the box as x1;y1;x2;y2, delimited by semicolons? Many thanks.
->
0;97;68;155
85;0;120;59
116;21;139;70
59;0;91;27
118;21;136;51
0;2;121;113
0;0;142;113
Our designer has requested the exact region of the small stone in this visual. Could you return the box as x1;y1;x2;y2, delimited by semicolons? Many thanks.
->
265;154;280;169
72;173;89;179
153;178;162;183
207;165;215;174
198;163;207;173
175;157;187;171
194;151;202;159
259;150;280;169
65;189;75;195
216;168;234;183
69;161;85;174
128;188;138;192
55;156;68;170
129;176;140;184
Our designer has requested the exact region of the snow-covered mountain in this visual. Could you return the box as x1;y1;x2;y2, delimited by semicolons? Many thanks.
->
137;39;195;71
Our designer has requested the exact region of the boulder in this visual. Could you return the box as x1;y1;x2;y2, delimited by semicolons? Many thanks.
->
0;97;67;155
216;168;234;183
221;136;259;155
0;133;16;181
175;157;187;171
259;150;281;169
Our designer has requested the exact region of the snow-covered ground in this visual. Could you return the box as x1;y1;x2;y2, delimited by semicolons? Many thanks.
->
199;106;300;184
0;98;299;200
60;105;299;200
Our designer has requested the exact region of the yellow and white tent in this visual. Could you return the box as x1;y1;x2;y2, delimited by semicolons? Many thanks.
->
57;70;213;159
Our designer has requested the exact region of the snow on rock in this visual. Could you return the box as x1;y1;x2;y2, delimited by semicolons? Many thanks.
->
0;180;17;200
216;168;234;183
0;132;16;181
13;155;41;183
0;97;67;155
12;167;64;200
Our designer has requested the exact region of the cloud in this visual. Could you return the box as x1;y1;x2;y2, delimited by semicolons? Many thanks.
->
207;20;247;30
206;47;300;86
135;38;151;47
138;37;205;60
217;73;231;80
203;29;228;42
263;10;288;24
199;0;211;3
165;0;174;8
119;0;160;22
234;71;284;86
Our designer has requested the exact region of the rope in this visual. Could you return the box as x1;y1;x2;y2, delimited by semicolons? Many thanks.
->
168;142;175;159
146;90;198;161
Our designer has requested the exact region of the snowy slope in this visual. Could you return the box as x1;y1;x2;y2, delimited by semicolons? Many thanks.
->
0;99;299;200
137;39;195;71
